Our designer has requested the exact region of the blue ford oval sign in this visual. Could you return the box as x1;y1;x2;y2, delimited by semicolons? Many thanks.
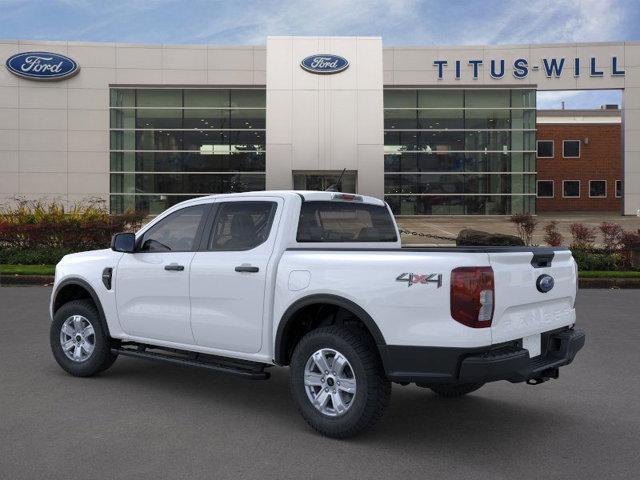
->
6;52;79;81
301;54;349;74
536;274;555;293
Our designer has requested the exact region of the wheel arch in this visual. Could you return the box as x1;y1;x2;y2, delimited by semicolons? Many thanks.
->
274;294;386;366
52;278;111;337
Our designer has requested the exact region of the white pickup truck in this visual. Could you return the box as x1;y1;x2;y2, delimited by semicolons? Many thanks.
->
50;191;584;438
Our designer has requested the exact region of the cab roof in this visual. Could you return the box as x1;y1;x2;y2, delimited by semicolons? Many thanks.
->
186;190;386;206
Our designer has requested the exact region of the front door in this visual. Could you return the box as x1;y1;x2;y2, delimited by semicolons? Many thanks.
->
190;198;281;354
115;204;208;344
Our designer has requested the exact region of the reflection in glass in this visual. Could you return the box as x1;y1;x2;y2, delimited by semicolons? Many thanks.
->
383;88;536;215
110;88;266;214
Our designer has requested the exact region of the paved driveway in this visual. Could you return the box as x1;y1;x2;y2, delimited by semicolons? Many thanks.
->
1;287;639;479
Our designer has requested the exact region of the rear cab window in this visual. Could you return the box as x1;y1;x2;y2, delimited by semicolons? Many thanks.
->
297;200;397;243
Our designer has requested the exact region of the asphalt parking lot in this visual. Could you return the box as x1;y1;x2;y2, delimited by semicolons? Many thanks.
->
1;287;639;479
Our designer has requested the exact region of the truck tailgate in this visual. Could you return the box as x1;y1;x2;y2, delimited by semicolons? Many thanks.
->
489;248;577;345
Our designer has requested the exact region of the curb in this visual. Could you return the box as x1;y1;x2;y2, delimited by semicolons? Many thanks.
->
0;274;54;286
578;277;640;289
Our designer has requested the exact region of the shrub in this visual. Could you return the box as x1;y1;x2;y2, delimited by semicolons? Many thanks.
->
0;197;145;264
599;222;624;252
569;223;596;249
572;249;620;271
0;247;74;265
619;230;640;269
509;213;538;246
543;221;563;246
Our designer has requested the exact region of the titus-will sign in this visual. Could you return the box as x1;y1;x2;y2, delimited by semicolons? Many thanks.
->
5;52;80;80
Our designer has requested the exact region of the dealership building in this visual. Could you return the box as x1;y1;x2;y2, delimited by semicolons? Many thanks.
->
1;36;639;216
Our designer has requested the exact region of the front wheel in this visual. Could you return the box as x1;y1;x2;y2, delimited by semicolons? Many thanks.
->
289;326;391;438
50;299;118;377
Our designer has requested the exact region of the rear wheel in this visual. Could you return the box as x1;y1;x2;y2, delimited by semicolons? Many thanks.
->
426;382;484;398
290;326;391;438
50;299;118;377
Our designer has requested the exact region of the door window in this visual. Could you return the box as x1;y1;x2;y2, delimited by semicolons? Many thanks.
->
208;201;277;251
139;204;206;252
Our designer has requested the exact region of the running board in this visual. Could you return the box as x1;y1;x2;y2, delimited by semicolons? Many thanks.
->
111;345;270;380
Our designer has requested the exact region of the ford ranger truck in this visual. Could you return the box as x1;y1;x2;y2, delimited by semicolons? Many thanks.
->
50;191;585;438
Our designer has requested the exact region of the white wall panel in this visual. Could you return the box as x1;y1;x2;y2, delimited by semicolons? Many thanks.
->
266;36;384;198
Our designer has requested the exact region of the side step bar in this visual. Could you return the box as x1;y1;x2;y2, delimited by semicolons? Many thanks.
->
111;345;270;380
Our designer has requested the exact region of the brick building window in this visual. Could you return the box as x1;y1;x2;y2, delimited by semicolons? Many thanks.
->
616;180;622;198
537;140;554;158
589;180;607;198
562;140;580;158
563;180;580;198
537;180;554;198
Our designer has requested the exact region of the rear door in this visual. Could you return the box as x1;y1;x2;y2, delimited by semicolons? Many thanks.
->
189;198;281;354
489;248;577;349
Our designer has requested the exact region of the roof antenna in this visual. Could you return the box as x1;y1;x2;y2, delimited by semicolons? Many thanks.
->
326;168;346;192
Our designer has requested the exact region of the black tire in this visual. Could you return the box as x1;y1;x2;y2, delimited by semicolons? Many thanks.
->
50;299;118;377
290;326;391;439
426;382;484;398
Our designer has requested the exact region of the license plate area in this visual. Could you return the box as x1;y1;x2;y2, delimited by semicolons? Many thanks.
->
522;333;541;357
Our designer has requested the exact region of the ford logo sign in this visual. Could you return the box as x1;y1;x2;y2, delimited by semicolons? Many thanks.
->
6;52;79;81
536;274;555;293
300;54;349;74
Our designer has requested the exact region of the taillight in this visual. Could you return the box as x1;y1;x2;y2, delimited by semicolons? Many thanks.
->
450;266;495;328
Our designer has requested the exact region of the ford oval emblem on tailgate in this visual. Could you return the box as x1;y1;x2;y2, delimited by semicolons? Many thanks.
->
536;274;555;293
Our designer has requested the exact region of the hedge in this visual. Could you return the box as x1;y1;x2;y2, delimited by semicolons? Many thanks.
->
0;198;145;265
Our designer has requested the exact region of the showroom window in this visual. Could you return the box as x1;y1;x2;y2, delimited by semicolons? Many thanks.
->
616;180;622;198
562;140;580;158
383;88;536;215
293;171;357;193
563;180;580;198
537;180;554;198
589;180;607;198
109;88;266;214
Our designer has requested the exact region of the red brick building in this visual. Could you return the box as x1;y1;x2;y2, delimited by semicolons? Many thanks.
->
536;109;622;213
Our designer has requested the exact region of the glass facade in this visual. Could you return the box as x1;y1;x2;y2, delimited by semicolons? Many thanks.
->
110;88;266;214
292;171;357;193
383;89;536;215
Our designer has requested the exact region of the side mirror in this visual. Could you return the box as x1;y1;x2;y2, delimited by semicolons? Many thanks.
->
111;232;136;253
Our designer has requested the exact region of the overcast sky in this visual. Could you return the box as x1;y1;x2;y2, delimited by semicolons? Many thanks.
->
1;0;637;108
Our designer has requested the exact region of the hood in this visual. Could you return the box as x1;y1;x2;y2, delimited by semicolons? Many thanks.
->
58;248;120;266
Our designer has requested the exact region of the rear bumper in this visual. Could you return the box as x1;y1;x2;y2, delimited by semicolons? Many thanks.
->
379;327;585;384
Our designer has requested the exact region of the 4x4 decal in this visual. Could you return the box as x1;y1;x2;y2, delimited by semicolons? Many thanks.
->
396;273;443;288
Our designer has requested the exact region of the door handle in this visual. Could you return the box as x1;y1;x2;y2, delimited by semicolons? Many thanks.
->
235;265;259;273
164;263;185;271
